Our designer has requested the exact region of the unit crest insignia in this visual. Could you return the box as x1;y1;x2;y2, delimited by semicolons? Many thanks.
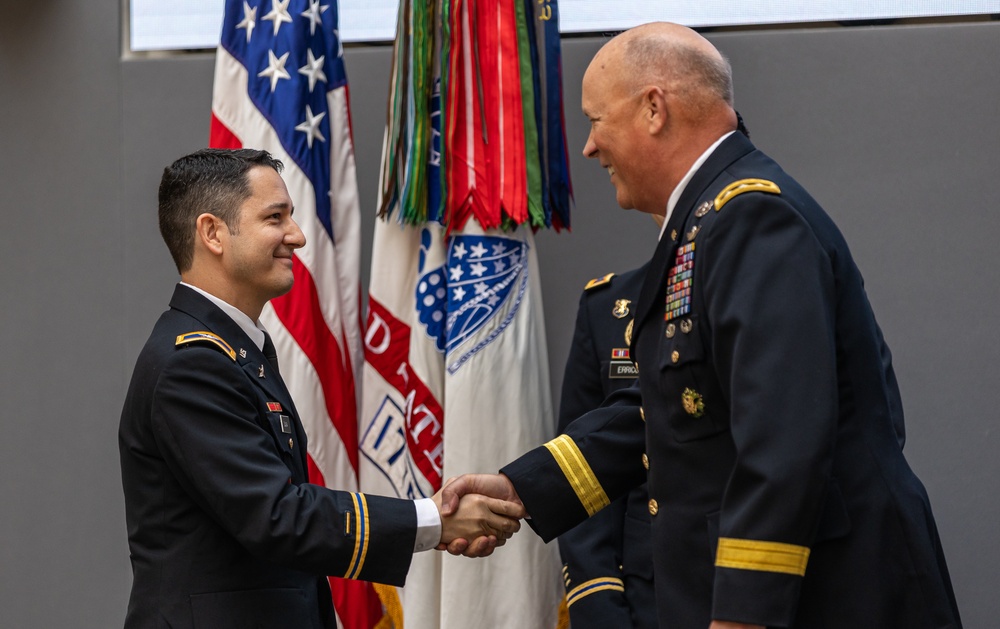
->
612;299;631;319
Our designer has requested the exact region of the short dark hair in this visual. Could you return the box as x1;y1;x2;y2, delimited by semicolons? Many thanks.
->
158;148;284;272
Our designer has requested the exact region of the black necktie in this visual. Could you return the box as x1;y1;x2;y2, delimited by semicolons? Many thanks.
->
262;331;280;377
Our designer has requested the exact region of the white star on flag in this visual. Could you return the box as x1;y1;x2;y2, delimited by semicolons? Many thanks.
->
452;242;467;259
492;242;507;255
469;262;487;277
236;1;256;43
295;104;326;148
494;259;506;273
300;0;329;36
469;242;488;258
453;286;467;301
258;49;291;92
449;265;464;282
298;48;327;92
473;281;489;295
262;0;293;36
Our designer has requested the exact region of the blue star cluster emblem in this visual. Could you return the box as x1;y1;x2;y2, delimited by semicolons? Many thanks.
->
413;231;528;371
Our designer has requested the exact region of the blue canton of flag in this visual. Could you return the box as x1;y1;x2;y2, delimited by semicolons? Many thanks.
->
220;0;346;237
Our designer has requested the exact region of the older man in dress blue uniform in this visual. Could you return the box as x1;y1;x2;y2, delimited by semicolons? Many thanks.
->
445;23;962;629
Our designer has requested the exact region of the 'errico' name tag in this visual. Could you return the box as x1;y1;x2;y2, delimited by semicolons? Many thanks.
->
279;415;292;434
609;360;638;379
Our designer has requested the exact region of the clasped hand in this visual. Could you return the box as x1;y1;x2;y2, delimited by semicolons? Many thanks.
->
430;473;524;558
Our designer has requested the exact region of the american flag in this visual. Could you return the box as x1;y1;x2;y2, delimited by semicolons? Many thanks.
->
210;1;393;626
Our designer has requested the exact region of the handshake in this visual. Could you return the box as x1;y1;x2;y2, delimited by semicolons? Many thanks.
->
430;473;524;558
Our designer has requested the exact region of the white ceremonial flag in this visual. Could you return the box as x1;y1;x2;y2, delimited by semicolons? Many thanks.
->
361;217;563;628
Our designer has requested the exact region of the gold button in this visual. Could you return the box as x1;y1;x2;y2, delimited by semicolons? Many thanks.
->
642;453;649;470
671;350;680;363
648;499;659;516
640;407;646;422
680;318;693;334
288;438;294;448
665;323;676;338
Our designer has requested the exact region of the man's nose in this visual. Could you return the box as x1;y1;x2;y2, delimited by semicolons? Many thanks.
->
582;131;597;158
286;218;306;249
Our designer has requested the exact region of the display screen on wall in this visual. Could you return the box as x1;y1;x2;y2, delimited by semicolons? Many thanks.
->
129;0;1000;52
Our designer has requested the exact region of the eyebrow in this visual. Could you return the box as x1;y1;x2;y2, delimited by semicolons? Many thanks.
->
261;201;293;214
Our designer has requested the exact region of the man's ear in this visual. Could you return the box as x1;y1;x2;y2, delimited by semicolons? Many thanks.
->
644;86;669;135
194;213;226;256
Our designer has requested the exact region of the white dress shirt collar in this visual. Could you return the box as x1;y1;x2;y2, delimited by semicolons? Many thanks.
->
657;131;736;241
180;282;267;351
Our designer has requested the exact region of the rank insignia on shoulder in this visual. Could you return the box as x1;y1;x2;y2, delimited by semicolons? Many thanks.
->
175;331;236;361
612;298;631;318
584;273;615;291
682;388;705;417
714;178;781;212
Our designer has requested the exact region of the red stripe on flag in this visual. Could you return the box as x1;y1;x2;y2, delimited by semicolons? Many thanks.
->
209;114;243;149
271;258;360;472
364;297;445;489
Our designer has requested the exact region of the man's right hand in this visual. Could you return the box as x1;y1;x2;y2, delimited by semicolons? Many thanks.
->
431;474;525;557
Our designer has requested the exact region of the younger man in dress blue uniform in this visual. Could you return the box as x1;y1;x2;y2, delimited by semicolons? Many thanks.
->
118;149;522;629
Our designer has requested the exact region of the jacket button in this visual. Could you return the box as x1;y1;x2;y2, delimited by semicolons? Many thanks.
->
648;499;659;516
642;453;649;470
671;350;680;363
288;438;294;449
665;323;676;338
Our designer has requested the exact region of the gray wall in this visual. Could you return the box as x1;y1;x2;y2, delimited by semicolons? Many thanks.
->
1;3;997;626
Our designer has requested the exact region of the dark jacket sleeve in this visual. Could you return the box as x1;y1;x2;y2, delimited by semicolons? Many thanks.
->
556;290;635;627
151;346;416;586
503;383;646;543
701;193;838;624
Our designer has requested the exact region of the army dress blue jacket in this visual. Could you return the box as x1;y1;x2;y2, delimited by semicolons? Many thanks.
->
119;285;417;629
557;264;656;629
503;132;962;628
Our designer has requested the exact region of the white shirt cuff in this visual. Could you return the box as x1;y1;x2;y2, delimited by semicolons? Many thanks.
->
413;498;442;552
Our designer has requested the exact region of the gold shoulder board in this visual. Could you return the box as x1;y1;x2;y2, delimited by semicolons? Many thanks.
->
175;331;237;361
584;273;615;291
714;178;781;212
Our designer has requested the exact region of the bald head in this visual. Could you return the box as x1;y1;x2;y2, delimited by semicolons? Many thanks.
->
580;23;738;215
596;23;734;115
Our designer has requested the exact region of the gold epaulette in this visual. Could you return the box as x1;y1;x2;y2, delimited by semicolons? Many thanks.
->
714;178;781;212
584;273;615;291
175;331;236;361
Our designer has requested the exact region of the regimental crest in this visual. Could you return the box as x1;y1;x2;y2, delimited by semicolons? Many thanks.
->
412;230;529;373
612;299;631;319
682;388;705;417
